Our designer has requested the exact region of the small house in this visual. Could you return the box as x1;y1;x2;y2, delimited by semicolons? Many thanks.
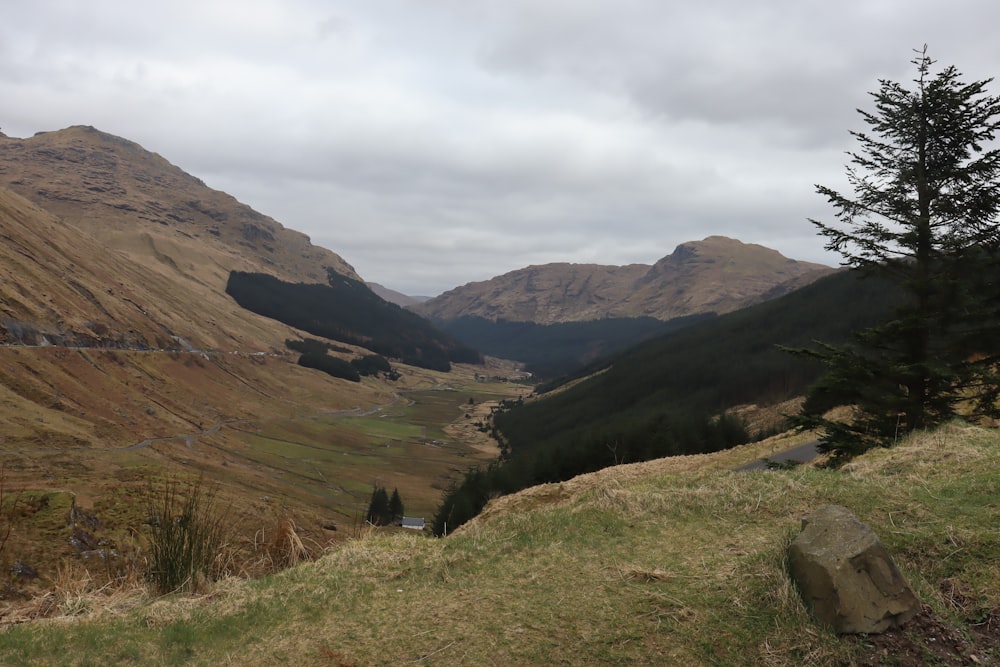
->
401;517;425;531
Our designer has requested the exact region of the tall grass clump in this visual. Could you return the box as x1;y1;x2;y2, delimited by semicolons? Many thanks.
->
143;477;229;594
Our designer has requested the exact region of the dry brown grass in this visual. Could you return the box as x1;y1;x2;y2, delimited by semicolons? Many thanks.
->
256;516;313;572
468;423;818;528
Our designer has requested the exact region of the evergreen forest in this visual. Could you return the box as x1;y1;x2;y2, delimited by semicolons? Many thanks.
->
226;270;482;371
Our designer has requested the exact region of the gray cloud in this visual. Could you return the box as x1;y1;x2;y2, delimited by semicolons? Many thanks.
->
3;0;1000;295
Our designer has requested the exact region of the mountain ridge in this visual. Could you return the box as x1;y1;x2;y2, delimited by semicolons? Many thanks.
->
411;235;834;324
0;125;359;290
0;125;366;352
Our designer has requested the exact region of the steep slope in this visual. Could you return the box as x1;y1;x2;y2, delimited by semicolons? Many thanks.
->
412;236;833;324
0;126;358;343
432;269;904;532
0;187;307;350
0;184;405;448
499;269;901;453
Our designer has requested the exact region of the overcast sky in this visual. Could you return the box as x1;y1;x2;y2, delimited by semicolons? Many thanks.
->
4;1;1000;296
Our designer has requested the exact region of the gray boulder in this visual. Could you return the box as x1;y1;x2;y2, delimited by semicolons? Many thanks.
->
788;505;920;634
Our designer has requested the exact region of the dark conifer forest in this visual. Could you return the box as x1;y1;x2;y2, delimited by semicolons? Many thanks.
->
226;270;482;371
437;313;713;379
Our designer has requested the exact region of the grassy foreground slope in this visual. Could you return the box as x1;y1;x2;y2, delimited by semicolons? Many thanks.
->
2;425;998;665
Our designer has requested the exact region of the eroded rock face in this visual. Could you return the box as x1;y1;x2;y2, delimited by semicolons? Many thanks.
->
788;505;920;634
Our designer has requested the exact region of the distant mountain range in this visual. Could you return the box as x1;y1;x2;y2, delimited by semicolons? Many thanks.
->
405;236;835;377
410;236;833;325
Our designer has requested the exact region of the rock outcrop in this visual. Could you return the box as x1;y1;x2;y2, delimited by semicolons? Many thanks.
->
788;505;920;634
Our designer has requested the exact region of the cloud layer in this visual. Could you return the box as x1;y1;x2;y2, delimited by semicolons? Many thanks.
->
4;1;999;295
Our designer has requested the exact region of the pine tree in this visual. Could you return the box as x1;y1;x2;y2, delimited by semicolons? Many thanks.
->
366;485;390;526
388;488;404;523
795;47;1000;457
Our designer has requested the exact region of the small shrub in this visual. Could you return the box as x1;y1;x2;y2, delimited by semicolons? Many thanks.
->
259;516;312;571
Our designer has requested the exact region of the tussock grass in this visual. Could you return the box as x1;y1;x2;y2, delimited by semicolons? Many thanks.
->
143;478;229;594
1;422;998;665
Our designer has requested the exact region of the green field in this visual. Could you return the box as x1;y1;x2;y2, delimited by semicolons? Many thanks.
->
203;386;518;519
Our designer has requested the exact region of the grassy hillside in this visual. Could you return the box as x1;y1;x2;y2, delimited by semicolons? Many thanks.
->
0;350;523;587
1;423;996;665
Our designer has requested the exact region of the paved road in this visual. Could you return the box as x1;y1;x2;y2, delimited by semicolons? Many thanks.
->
735;440;821;472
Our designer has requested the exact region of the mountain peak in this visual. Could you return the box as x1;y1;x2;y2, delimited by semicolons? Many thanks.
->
413;238;833;324
0;125;359;288
0;125;364;352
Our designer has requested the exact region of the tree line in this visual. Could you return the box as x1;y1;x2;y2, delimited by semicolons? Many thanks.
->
286;338;398;382
438;314;712;380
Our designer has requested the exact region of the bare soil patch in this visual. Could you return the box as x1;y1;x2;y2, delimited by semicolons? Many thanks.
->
856;606;999;666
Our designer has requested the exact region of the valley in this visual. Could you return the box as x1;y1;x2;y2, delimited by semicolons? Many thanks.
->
0;124;878;586
0;125;538;592
1;122;996;664
0;339;526;585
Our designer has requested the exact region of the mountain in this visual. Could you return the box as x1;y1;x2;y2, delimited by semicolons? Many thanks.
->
0;126;506;555
0;123;398;451
411;236;834;324
0;126;358;350
0;183;402;455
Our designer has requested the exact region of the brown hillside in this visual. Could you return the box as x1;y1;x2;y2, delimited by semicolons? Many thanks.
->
0;128;515;575
0;126;357;294
0;126;364;351
412;236;833;324
0;183;394;463
0;187;313;351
